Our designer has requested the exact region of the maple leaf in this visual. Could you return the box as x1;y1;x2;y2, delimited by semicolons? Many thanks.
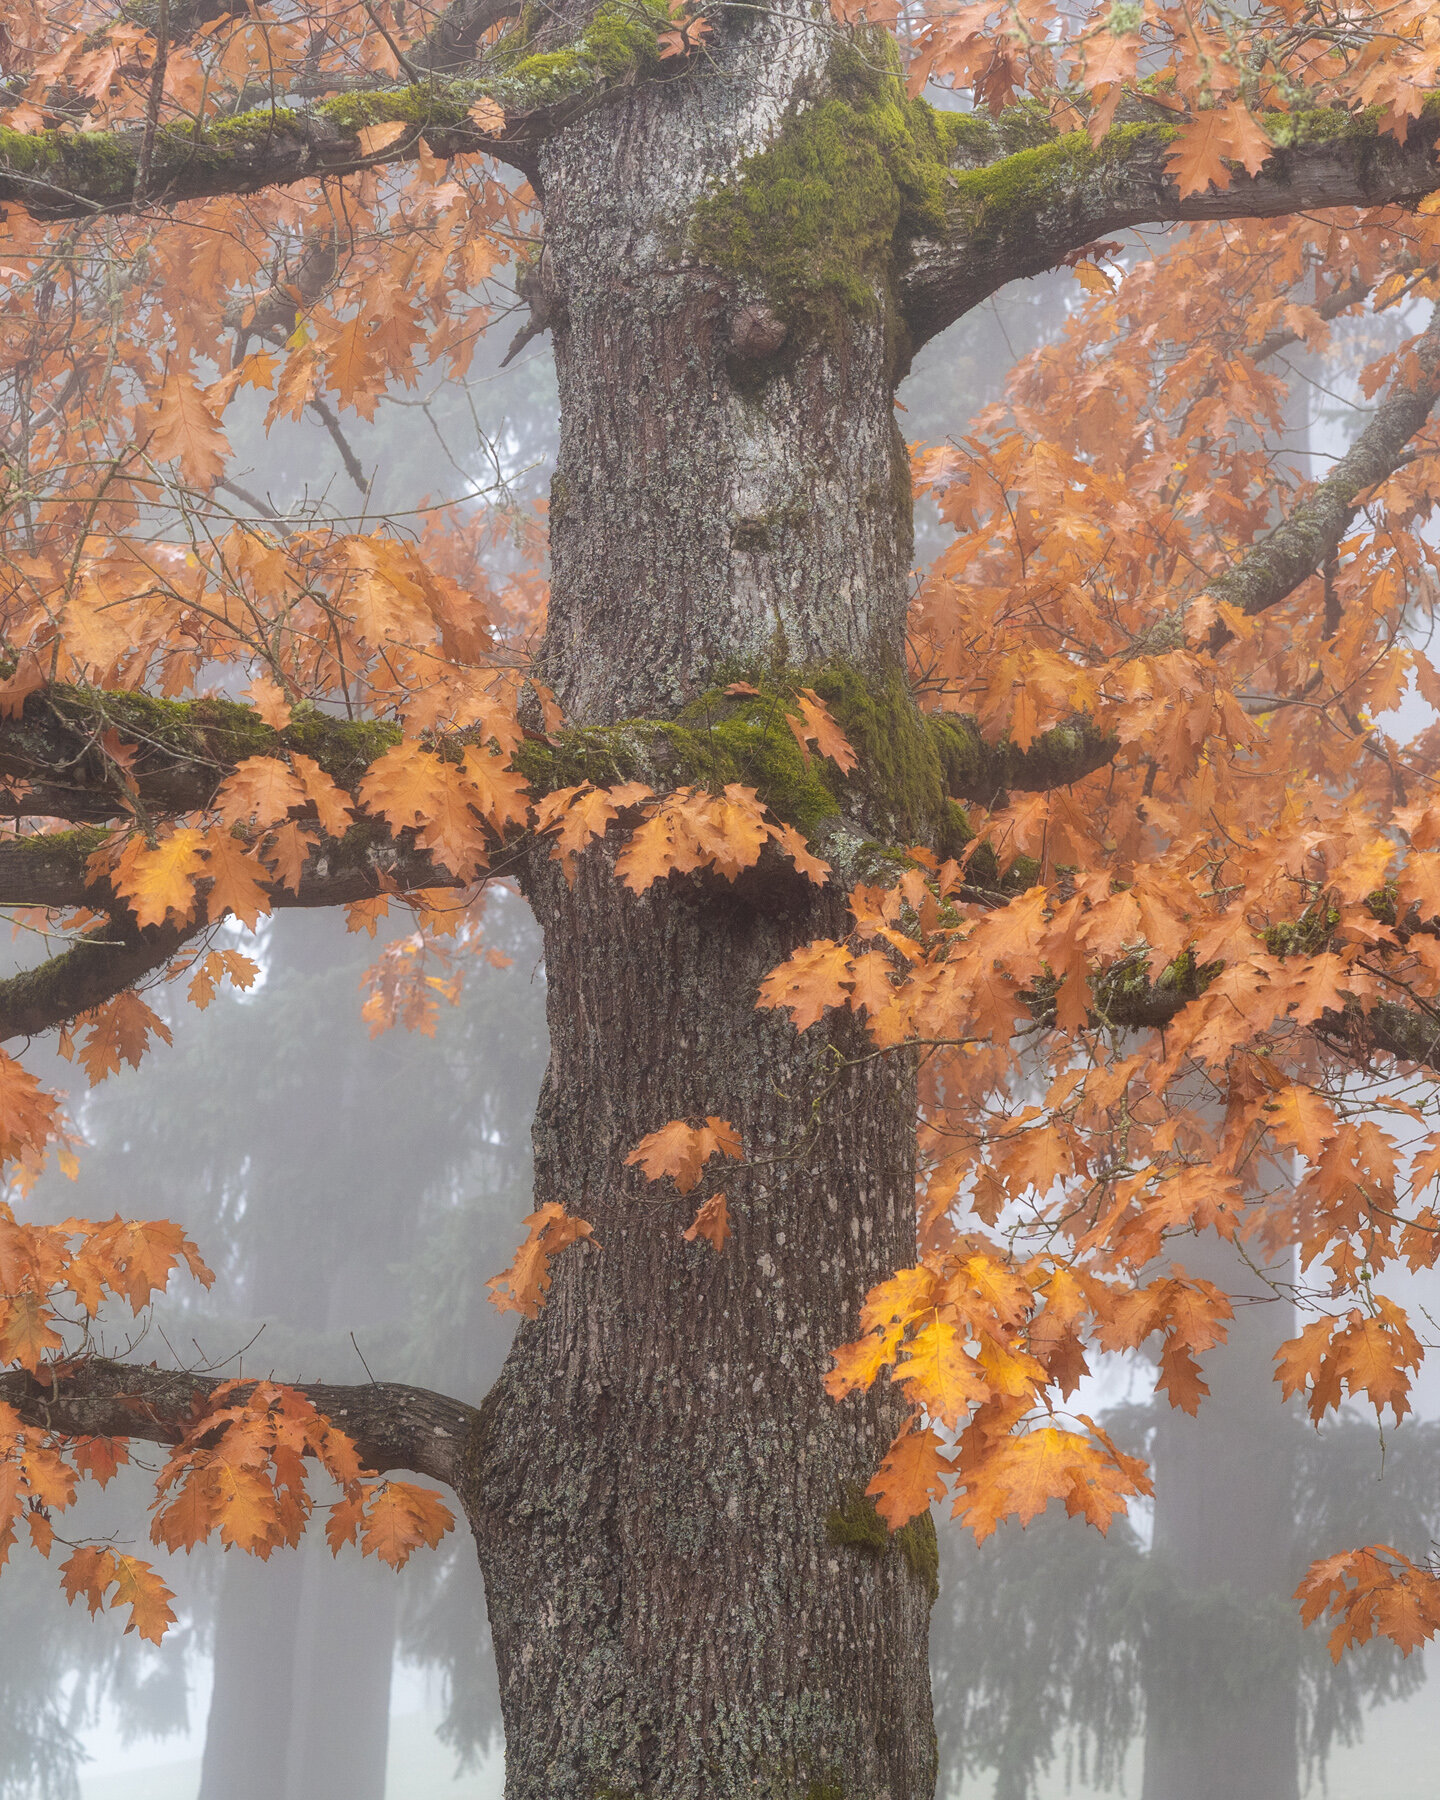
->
895;1315;988;1427
215;757;307;830
110;1555;177;1643
146;374;229;486
360;1481;454;1568
756;940;854;1030
786;689;859;773
60;1545;116;1616
1266;1086;1337;1162
73;994;173;1086
245;674;292;729
682;1192;731;1252
357;121;407;157
866;1420;951;1529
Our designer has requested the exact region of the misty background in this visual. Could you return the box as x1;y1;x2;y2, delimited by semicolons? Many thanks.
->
3;231;1439;1800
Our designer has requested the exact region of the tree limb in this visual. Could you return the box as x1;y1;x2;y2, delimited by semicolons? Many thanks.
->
902;104;1440;351
0;913;196;1042
0;1356;479;1492
0;2;681;216
0;826;457;913
1123;302;1440;658
0;686;401;821
1204;301;1440;639
936;712;1120;801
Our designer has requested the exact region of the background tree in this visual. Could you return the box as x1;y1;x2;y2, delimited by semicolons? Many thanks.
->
5;3;1440;1797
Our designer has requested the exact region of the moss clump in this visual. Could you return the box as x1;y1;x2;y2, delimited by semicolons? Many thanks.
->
948;120;1175;244
826;1483;940;1603
494;0;671;107
1262;900;1339;959
514;663;974;857
690;35;969;346
41;687;401;790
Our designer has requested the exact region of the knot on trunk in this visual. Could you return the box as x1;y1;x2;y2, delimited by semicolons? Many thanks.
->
727;301;787;362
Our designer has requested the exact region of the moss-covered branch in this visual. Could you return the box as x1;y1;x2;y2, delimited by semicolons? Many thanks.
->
0;912;195;1042
0;685;399;822
1022;928;1440;1082
0;823;457;913
902;99;1440;350
1122;302;1440;659
0;1357;479;1493
0;0;678;215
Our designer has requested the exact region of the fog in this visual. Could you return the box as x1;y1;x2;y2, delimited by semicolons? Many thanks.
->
4;256;1439;1800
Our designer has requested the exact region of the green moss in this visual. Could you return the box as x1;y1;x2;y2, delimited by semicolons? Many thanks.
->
514;663;974;858
947;120;1175;244
1262;900;1339;959
825;1483;939;1603
43;687;401;790
690;35;968;348
495;0;670;107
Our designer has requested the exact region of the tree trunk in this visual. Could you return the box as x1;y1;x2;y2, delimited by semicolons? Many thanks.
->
463;20;936;1793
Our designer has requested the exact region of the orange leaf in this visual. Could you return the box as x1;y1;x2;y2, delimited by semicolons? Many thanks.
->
866;1420;951;1530
682;1192;731;1253
625;1117;743;1194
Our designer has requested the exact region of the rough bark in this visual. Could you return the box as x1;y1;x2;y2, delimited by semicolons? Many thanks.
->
470;852;934;1798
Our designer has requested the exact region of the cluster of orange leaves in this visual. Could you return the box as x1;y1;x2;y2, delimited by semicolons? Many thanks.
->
0;1202;451;1641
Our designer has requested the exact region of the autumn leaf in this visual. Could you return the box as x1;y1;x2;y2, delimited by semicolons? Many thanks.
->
626;1117;743;1194
486;1203;596;1318
360;1481;454;1568
468;97;505;132
682;1192;731;1252
114;828;206;928
357;121;408;157
866;1420;951;1530
215;757;307;830
110;1555;177;1643
146;374;230;486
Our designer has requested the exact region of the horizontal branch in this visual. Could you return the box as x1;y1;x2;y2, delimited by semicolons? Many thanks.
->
0;2;681;216
0;825;457;912
1;686;400;822
0;1356;479;1492
0;913;195;1044
937;712;1120;801
903;102;1440;349
1026;943;1440;1081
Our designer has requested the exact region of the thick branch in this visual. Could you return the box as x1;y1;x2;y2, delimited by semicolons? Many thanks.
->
903;104;1440;350
0;686;400;822
0;913;195;1042
1205;302;1440;634
0;1357;478;1492
1028;947;1440;1081
937;712;1120;801
0;825;456;913
0;5;679;215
